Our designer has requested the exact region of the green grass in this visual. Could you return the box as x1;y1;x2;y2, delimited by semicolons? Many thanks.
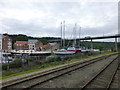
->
2;66;52;79
1;52;117;80
64;52;117;64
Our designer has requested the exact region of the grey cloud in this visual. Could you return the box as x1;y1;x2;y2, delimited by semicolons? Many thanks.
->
0;1;118;39
1;18;61;37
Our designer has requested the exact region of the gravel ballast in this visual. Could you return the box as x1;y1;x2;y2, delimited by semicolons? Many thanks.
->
32;55;118;88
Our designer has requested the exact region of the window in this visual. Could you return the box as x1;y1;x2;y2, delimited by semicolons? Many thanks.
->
8;42;11;45
8;46;11;48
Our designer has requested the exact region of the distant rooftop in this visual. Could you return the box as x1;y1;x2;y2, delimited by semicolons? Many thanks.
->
15;41;28;45
49;42;57;46
49;40;60;43
28;39;38;44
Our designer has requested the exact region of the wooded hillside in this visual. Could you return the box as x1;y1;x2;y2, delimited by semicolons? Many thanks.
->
8;34;115;51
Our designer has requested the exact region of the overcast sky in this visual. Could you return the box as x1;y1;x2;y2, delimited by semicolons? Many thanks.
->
0;0;118;40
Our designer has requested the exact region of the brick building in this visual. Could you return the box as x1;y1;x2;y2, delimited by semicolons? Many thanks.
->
50;42;59;51
42;43;59;51
13;41;29;50
2;34;12;52
42;43;51;51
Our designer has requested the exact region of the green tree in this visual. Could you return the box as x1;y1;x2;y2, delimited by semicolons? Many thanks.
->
98;45;104;51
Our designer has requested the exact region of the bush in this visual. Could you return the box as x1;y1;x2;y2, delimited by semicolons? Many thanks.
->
54;56;61;61
84;51;92;56
2;64;8;70
25;58;33;64
10;59;22;68
61;56;70;61
2;59;23;70
44;55;61;63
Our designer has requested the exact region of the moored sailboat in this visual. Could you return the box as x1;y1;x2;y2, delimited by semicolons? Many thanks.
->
53;49;75;55
67;46;81;52
67;24;82;52
53;21;76;55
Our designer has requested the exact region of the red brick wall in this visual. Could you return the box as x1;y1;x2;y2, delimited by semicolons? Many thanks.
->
35;41;43;47
14;44;29;50
35;41;43;51
2;35;12;52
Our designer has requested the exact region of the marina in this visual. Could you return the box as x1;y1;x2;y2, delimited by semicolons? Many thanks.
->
0;1;120;89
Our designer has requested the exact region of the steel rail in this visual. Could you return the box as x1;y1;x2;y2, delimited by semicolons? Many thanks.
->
106;56;120;89
21;55;115;89
81;55;119;89
2;54;109;88
2;54;116;89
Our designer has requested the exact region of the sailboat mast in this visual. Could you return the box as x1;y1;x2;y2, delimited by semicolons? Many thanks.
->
63;20;65;48
79;26;81;46
61;22;62;48
72;24;77;47
74;23;77;46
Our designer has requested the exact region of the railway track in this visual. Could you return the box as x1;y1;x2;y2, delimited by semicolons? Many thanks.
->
107;57;120;89
81;55;119;89
2;53;118;89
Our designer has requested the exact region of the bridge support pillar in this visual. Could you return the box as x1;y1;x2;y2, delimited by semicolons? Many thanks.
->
115;37;118;52
91;39;93;50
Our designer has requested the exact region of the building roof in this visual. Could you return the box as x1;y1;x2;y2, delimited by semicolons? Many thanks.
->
28;39;38;44
43;44;51;49
49;43;57;46
15;41;28;45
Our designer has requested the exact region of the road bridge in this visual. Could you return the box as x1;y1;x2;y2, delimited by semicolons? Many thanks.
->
49;34;120;52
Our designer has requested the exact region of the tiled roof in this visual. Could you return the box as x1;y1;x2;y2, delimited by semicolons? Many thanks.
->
16;41;28;45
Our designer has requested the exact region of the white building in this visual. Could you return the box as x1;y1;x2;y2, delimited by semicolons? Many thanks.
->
28;39;43;51
28;40;38;50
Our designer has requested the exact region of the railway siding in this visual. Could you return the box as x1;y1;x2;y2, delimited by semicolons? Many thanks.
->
81;55;119;88
2;54;110;86
2;53;119;89
32;54;118;88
